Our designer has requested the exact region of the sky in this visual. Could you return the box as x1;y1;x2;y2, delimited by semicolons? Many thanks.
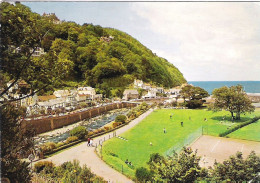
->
23;2;260;81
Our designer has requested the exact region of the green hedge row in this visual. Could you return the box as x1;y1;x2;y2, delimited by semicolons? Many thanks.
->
219;116;260;137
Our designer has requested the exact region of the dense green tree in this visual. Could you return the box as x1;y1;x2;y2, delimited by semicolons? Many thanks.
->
212;85;255;120
135;167;153;182
1;103;35;183
210;151;260;182
149;148;207;182
180;85;209;109
0;2;73;99
34;160;106;182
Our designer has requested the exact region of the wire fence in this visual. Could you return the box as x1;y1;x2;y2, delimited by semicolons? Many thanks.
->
164;127;203;156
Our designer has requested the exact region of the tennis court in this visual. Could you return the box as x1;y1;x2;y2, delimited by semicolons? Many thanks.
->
190;135;260;168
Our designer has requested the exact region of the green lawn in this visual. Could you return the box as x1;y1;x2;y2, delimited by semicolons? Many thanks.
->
102;109;260;179
227;120;260;141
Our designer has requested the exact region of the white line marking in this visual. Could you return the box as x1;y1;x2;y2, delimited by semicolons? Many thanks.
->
211;140;220;152
241;144;244;152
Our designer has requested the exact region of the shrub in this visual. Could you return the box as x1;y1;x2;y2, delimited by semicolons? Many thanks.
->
56;142;65;148
112;122;122;128
135;167;153;182
93;128;106;134
65;136;78;144
88;131;95;137
186;100;203;109
115;115;127;123
34;161;54;173
80;102;88;108
40;142;57;153
104;126;112;131
35;160;106;182
171;101;177;107
70;126;87;139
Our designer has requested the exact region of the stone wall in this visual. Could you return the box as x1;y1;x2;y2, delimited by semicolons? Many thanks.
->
21;102;137;135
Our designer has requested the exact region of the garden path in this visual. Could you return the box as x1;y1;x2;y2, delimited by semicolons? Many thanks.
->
42;108;154;183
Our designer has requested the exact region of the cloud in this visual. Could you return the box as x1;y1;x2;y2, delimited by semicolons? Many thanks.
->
132;3;260;81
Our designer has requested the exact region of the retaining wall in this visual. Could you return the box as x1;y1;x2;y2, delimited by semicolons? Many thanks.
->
21;102;137;134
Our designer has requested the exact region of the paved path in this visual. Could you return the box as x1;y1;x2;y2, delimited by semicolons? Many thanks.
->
40;108;154;183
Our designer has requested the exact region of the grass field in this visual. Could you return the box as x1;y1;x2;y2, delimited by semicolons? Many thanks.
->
102;108;260;179
227;120;260;141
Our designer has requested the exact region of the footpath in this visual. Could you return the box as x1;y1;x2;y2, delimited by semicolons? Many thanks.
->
39;108;154;183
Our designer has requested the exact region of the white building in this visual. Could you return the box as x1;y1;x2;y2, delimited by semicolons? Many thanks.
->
53;90;70;98
77;87;96;100
142;90;157;99
123;89;139;101
156;87;164;93
38;97;67;113
134;79;144;89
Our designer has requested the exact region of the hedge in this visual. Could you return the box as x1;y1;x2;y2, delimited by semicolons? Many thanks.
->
219;116;260;137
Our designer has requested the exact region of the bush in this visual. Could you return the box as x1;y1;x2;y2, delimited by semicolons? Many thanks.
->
93;128;106;134
115;115;127;123
135;167;153;182
88;131;95;137
34;161;54;173
65;136;79;144
70;126;87;139
112;122;122;128
56;142;65;148
104;126;112;131
171;101;177;107
35;160;106;182
186;100;203;109
40;142;57;153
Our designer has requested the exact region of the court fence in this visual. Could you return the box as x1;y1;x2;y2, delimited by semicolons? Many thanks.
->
164;127;203;156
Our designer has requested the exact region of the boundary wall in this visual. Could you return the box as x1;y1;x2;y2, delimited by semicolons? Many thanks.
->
21;102;137;135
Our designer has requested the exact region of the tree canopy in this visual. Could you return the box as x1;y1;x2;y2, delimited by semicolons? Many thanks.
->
1;104;35;182
212;85;255;120
140;148;260;182
180;85;209;108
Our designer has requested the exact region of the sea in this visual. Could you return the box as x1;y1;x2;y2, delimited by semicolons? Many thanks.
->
188;81;260;94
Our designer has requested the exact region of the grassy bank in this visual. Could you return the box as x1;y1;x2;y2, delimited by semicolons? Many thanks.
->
227;120;260;141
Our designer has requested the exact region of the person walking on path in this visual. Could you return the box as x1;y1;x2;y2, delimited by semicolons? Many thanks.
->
181;121;183;127
163;128;166;133
87;137;90;146
90;138;93;147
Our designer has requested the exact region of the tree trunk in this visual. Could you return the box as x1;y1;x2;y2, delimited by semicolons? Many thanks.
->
230;111;234;121
236;112;240;120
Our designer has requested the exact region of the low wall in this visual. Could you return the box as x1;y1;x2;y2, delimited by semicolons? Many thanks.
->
21;102;137;135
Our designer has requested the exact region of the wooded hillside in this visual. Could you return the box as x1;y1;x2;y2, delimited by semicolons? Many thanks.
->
1;2;186;97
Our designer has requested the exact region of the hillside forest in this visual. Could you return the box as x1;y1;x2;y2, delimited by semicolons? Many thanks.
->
1;2;186;98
